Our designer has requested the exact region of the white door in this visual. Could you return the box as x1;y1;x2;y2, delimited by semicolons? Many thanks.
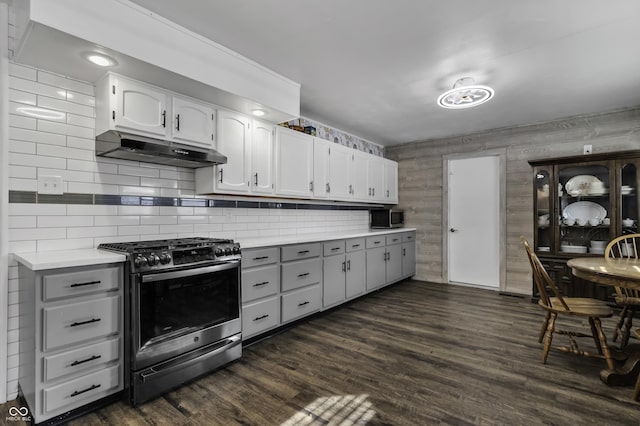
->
216;110;250;193
171;96;214;148
275;127;314;198
448;156;500;288
251;120;274;194
114;78;168;137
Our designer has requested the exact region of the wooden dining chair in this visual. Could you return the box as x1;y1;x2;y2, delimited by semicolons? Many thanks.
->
604;233;640;349
521;237;615;370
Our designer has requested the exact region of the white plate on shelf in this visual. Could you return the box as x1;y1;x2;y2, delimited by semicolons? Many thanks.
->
560;245;588;254
565;175;602;196
538;246;550;252
589;247;605;254
562;201;607;223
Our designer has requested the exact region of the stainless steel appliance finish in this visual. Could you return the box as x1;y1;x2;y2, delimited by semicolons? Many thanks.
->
95;130;227;168
98;237;242;405
370;208;405;228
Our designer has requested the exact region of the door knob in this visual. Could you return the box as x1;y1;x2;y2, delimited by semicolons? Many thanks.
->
450;228;458;233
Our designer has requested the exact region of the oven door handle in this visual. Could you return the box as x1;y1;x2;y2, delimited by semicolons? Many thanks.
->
141;261;239;283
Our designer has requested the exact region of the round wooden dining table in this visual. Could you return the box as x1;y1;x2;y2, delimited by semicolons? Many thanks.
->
567;257;640;401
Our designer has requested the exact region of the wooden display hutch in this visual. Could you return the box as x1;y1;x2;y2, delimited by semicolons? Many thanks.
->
529;151;640;302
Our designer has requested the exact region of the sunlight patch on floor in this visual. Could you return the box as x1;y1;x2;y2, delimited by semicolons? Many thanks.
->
281;394;376;425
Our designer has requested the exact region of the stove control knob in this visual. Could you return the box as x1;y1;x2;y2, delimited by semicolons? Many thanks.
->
147;254;160;266
160;254;172;264
215;249;224;257
134;256;148;267
233;246;240;254
224;248;232;256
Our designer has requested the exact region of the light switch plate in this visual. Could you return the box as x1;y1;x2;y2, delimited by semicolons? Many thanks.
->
37;175;64;195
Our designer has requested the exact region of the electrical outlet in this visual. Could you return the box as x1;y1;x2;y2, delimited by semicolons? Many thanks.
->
584;144;593;155
37;175;64;195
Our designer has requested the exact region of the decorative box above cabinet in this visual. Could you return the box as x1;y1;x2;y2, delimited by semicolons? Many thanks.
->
96;73;214;149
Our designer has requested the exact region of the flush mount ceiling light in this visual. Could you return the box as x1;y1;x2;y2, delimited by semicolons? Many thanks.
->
83;52;118;67
251;109;266;117
437;77;494;109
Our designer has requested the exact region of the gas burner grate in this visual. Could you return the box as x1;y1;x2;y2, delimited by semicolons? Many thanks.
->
99;237;234;254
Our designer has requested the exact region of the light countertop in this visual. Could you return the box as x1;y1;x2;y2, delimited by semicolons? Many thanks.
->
13;249;127;271
238;228;416;249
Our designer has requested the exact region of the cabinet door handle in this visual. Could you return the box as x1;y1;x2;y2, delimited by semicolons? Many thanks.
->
219;168;224;183
161;110;166;128
70;354;102;367
387;190;389;197
253;281;269;287
70;384;101;398
254;314;269;321
175;113;180;131
387;251;391;261
70;280;101;288
298;301;310;307
254;173;259;186
331;247;340;251
298;250;310;254
403;248;406;256
374;241;381;245
297;272;310;278
372;188;375;196
369;188;371;196
349;184;353;194
326;182;330;193
70;318;101;327
342;261;346;272
352;244;360;248
347;259;351;271
253;256;269;260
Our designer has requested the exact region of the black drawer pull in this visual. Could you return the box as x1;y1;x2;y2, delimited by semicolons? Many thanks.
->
70;318;101;327
70;384;101;397
297;272;310;278
331;247;340;251
254;314;269;321
70;280;101;288
70;354;102;367
298;301;310;307
374;241;381;244
297;250;310;254
253;256;269;260
352;244;360;248
392;238;399;242
253;281;269;287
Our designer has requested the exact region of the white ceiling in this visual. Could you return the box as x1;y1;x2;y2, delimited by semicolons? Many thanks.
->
109;1;640;145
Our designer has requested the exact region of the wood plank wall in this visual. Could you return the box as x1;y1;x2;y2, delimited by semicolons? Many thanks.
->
385;107;640;295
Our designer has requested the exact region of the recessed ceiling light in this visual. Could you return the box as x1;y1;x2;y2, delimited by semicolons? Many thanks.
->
252;109;266;117
83;52;118;67
16;106;65;120
437;77;494;109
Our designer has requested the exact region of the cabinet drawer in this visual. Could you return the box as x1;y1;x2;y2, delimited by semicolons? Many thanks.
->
323;240;345;256
242;296;280;338
43;267;120;301
346;238;365;252
44;338;119;382
43;296;119;351
281;243;321;262
281;258;322;292
43;364;120;414
402;231;416;242
366;236;385;249
386;234;402;246
281;284;321;323
242;265;279;302
242;247;279;268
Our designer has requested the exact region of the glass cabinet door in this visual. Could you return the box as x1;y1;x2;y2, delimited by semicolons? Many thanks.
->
534;168;552;253
619;162;638;234
558;163;611;255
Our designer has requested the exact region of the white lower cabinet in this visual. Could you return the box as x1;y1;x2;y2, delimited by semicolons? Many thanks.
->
241;231;413;340
18;263;124;424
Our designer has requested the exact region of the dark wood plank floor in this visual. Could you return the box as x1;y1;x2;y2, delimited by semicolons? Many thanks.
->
3;280;639;425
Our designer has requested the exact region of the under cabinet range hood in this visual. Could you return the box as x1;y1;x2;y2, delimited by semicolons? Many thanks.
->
96;131;227;168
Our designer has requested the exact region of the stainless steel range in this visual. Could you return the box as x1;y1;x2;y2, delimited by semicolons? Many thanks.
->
98;237;242;405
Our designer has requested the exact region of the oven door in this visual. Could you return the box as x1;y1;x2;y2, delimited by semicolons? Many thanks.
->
132;261;241;370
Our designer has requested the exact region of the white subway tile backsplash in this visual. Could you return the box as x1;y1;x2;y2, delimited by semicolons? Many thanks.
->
140;216;177;225
37;95;95;118
8;178;37;191
63;146;96;161
119;185;161;197
9;88;36;105
95;173;140;186
10;101;66;123
159;206;194;216
95;216;140;226
118;225;160;236
140;177;178;189
118;206;159;216
118;164;160;178
37;120;95;139
37;216;93;228
9;152;66;169
66;136;95;150
159;188;180;197
66;90;96;107
9;63;37;80
9;139;36;154
37;71;94;96
67;182;118;194
9;76;62;99
10;203;66;215
9;216;36;228
193;223;223;233
37;238;94;251
67;113;96;129
9;114;37;130
37;168;93;183
67;205;119;216
159;224;194;234
9;227;66;241
178;215;209;224
68;159;118;174
10;127;66;146
67;226;118;238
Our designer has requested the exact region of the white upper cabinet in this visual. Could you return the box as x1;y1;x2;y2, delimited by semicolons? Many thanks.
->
313;138;330;198
383;159;398;204
275;127;314;198
171;97;214;148
251;120;275;195
367;156;385;202
329;144;353;200
110;76;169;137
350;151;369;201
215;110;251;193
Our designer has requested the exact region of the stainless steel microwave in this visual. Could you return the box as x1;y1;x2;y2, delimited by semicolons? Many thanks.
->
370;209;404;228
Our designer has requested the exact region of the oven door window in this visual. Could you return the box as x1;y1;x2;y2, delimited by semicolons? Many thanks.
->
139;264;239;348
